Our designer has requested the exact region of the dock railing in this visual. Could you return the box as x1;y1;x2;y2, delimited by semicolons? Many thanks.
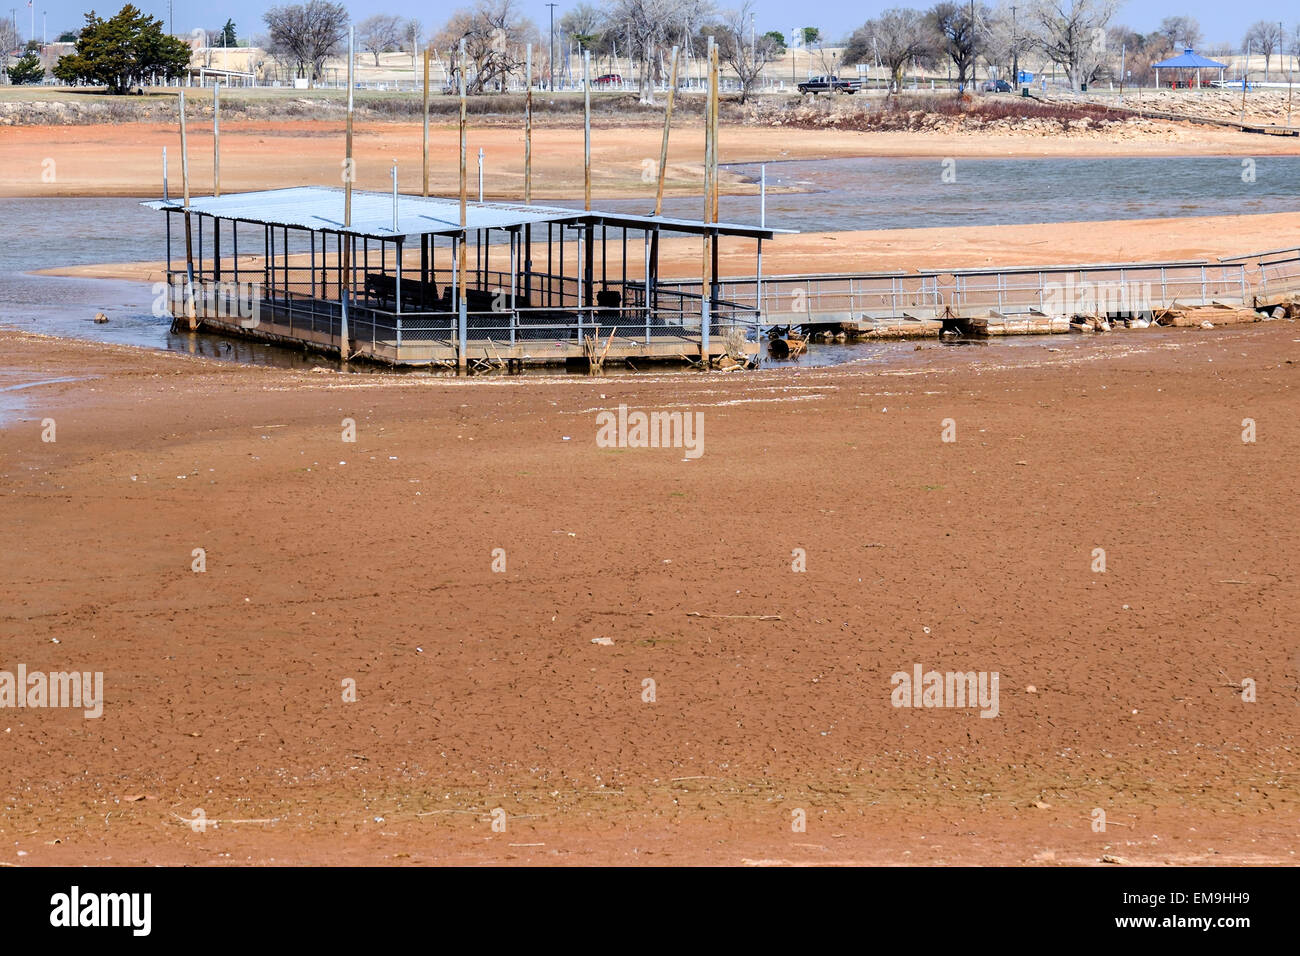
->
658;259;1256;326
165;266;760;362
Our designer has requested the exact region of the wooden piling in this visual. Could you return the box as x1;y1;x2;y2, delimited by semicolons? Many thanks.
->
654;46;679;217
341;26;354;361
524;44;533;205
700;40;716;365
212;81;220;198
583;50;592;212
458;39;468;373
179;89;197;332
710;42;719;225
422;48;431;197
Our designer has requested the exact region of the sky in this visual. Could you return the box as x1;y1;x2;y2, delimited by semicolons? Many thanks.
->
15;1;1299;49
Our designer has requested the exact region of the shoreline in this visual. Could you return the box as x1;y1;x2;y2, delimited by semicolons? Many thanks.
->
30;210;1300;284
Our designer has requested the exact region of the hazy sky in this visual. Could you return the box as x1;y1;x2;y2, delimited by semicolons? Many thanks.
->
19;1;1299;49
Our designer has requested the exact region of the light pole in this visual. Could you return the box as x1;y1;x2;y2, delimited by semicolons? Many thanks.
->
546;2;557;91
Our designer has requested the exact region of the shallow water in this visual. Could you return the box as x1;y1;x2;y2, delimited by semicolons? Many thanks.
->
703;155;1300;232
3;155;1292;371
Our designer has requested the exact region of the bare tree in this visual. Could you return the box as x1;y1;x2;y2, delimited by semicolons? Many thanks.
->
402;17;423;72
358;13;403;66
1244;21;1284;79
560;2;606;51
264;1;349;83
844;8;932;93
0;20;16;78
1158;15;1200;51
715;2;777;102
983;3;1029;85
928;1;987;91
1022;0;1118;91
433;0;537;94
602;0;670;105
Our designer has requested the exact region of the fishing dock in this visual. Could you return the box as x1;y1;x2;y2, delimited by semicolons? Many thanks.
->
146;187;780;370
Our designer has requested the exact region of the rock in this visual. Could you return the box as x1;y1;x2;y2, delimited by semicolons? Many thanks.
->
93;312;109;324
1101;854;1130;865
1026;685;1038;694
1200;320;1214;329
590;637;614;646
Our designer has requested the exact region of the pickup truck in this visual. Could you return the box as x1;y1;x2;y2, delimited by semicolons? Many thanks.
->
796;75;858;94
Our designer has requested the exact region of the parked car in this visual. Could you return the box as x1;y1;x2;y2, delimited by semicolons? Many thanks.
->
982;79;1012;92
593;73;622;87
797;75;857;94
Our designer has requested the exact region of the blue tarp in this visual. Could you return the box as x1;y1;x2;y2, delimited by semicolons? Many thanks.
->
1152;48;1228;70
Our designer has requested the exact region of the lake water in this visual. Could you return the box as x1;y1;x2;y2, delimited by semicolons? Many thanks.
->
614;155;1300;232
2;155;1294;368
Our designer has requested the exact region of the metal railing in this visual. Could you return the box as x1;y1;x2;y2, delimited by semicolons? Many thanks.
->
167;267;759;361
658;259;1256;325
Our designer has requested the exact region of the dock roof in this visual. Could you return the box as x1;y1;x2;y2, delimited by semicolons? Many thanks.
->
143;186;787;240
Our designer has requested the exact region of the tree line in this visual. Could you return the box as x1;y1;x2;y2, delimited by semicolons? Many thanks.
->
25;1;1300;95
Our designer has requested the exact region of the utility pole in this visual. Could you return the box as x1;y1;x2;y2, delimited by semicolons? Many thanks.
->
1277;22;1284;85
1011;5;1018;89
967;0;975;91
546;2;557;91
1241;39;1250;124
1287;28;1295;128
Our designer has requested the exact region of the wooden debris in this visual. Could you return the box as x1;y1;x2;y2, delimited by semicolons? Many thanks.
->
686;612;781;621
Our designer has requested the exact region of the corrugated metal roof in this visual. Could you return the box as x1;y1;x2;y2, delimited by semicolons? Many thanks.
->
1152;49;1228;69
142;186;577;237
141;186;790;240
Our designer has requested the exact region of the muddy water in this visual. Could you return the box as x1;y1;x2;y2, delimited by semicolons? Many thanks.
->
4;156;1293;372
